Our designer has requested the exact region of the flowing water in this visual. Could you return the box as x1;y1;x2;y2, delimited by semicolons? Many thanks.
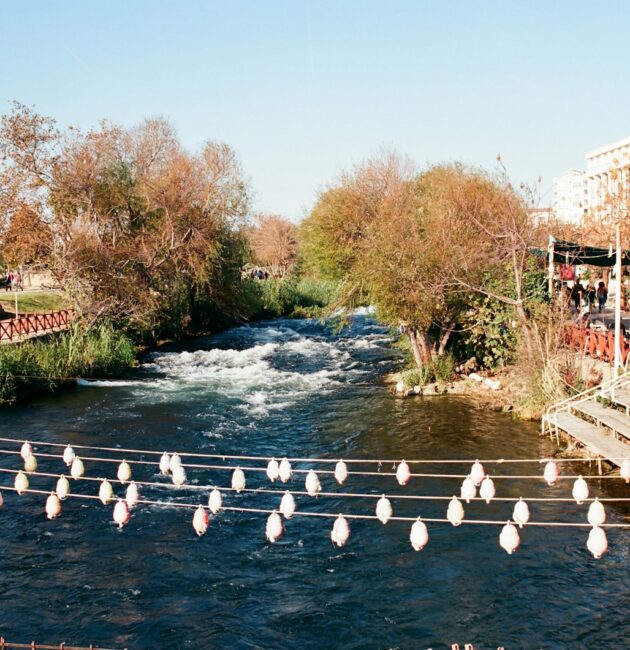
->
0;313;628;649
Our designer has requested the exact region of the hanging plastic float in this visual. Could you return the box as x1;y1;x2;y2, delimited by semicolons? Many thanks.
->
208;488;222;514
280;491;296;519
117;460;132;484
266;510;284;543
479;476;496;504
396;460;411;486
512;498;530;528
447;496;464;526
470;460;485;486
376;495;393;524
70;457;85;479
305;470;321;497
543;460;559;486
410;518;429;551
56;475;70;500
63;445;75;466
499;521;520;555
231;467;246;492
99;479;114;505
278;458;292;483
334;460;348;485
113;499;130;529
266;458;280;482
586;525;608;559
331;514;350;547
20;441;33;460
193;506;210;536
572;476;589;505
24;455;37;473
15;470;29;495
159;452;171;475
126;481;140;509
45;492;62;520
460;476;476;503
172;465;187;487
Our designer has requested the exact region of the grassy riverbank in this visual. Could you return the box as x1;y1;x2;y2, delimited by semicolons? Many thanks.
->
0;321;135;405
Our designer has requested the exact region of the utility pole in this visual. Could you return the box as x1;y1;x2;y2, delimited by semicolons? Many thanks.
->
613;222;622;378
548;234;555;297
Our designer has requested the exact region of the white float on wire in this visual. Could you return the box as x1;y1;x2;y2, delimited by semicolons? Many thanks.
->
208;488;222;514
572;476;589;505
470;460;485;486
479;476;496;504
231;467;246;493
396;460;411;486
447;496;464;526
45;492;62;520
192;506;209;536
70;457;85;480
334;460;348;485
280;491;296;519
99;479;114;505
331;514;350;547
410;518;429;551
305;469;321;497
117;460;132;484
376;495;393;524
460;476;476;503
56;475;70;500
266;458;280;482
126;481;139;509
266;510;284;543
20;441;33;460
499;521;520;554
512;498;530;528
159;452;171;475
113;499;130;529
62;445;75;466
587;498;606;526
586;525;608;559
279;458;293;483
543;460;559;486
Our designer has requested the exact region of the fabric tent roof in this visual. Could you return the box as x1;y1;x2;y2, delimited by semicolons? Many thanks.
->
542;238;630;267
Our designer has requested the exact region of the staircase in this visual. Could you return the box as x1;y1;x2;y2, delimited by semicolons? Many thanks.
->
542;372;630;472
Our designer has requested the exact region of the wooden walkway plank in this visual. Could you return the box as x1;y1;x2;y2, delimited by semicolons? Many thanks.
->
544;412;630;467
572;399;630;442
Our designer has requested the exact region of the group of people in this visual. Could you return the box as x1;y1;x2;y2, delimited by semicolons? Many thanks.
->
569;279;607;315
3;270;24;291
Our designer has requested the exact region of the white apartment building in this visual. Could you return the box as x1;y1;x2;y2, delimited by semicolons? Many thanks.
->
585;135;630;219
551;168;588;224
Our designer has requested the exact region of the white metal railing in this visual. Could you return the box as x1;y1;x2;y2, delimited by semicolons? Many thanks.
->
542;370;630;435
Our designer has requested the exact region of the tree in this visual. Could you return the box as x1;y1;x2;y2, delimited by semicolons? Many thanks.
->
0;103;252;339
247;213;298;277
1;202;52;266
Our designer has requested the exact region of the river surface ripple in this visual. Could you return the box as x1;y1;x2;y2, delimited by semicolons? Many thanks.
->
0;314;628;649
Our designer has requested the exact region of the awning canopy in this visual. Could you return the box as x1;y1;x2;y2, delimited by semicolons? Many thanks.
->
539;238;630;267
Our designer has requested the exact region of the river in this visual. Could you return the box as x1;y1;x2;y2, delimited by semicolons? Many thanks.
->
0;313;628;649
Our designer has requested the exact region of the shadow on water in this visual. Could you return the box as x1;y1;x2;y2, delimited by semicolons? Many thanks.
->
0;314;628;649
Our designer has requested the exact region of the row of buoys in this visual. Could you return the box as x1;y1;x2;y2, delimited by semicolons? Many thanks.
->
15;443;630;490
6;468;611;531
0;480;611;557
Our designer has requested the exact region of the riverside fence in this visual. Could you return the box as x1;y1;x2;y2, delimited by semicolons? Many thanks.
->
0;310;77;343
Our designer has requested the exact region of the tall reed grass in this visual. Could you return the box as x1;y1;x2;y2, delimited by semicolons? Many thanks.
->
0;321;135;405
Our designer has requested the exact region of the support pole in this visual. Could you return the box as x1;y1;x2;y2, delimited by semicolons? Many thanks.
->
548;235;555;297
613;222;622;393
14;291;18;319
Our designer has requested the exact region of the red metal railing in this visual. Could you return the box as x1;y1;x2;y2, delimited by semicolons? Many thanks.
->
566;323;630;366
0;309;77;343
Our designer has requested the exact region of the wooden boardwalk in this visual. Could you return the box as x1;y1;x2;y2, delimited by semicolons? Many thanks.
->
543;373;630;469
544;412;629;467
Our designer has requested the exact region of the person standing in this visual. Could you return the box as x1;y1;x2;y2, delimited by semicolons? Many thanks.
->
597;281;608;313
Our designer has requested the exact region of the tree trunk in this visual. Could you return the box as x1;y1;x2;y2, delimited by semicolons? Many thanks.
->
408;328;433;367
437;326;452;356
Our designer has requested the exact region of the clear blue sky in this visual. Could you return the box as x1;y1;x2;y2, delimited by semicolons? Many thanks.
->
1;0;629;219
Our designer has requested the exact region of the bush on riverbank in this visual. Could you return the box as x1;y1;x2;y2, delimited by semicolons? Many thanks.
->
251;276;338;319
0;321;135;405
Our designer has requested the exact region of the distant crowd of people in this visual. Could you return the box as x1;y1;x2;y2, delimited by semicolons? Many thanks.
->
249;268;270;280
567;279;608;315
3;270;24;291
